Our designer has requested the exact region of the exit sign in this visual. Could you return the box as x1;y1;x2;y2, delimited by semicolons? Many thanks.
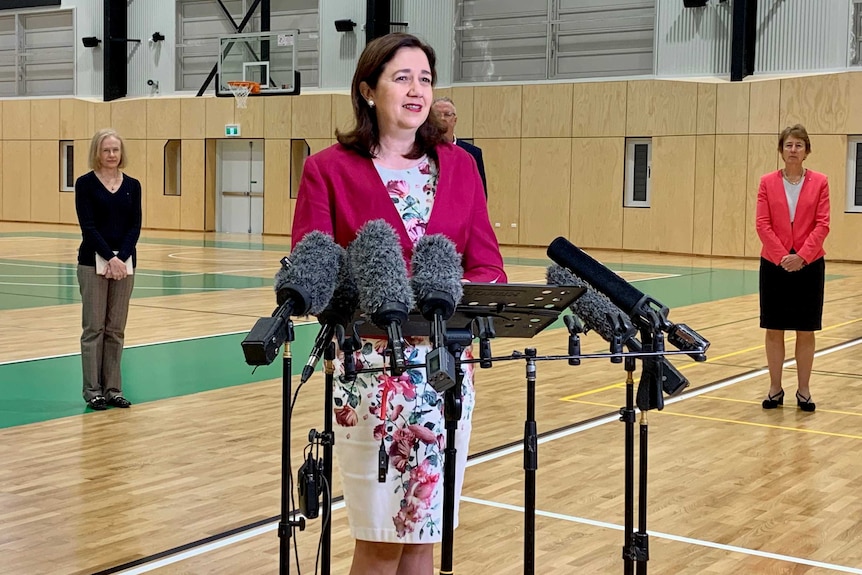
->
225;124;241;137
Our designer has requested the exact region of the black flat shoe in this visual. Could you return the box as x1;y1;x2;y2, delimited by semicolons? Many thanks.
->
107;396;132;408
762;389;784;409
87;396;108;411
796;391;816;412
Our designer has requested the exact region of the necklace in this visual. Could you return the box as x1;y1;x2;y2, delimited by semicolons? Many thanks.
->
782;169;804;185
97;171;122;192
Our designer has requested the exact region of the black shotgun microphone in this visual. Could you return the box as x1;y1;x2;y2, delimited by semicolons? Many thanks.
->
411;234;464;392
242;231;341;366
300;246;360;383
547;265;689;399
348;219;415;376
547;237;709;360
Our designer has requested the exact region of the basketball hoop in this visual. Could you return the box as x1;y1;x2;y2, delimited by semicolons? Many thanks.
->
227;81;260;109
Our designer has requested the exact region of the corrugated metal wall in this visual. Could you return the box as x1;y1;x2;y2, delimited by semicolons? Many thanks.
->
655;0;850;77
127;0;176;97
63;0;102;97
402;0;455;86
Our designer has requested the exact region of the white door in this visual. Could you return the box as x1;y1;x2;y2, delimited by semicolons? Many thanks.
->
216;139;264;234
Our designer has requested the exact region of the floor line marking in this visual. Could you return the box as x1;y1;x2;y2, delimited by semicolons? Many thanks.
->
460;496;862;575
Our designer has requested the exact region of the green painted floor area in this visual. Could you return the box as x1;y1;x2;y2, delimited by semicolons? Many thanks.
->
2;241;840;429
0;324;318;429
0;259;270;310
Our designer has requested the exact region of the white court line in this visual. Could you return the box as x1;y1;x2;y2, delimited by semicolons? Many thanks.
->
461;497;862;574
111;502;347;575
104;337;862;573
520;273;680;285
0;281;233;291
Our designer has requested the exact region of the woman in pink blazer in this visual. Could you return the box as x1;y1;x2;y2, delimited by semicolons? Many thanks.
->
755;124;830;412
292;34;506;575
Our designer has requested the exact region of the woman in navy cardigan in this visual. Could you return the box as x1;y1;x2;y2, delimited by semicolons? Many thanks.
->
292;33;506;575
755;124;830;412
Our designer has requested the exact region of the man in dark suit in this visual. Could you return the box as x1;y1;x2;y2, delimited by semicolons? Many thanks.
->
431;97;487;198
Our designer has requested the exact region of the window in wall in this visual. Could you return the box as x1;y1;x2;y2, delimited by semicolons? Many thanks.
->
290;139;311;199
454;0;655;83
60;140;74;192
0;10;74;96
175;0;319;92
845;137;862;213
624;138;651;208
165;140;182;196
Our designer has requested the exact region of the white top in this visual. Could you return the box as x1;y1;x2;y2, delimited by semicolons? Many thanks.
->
783;176;804;222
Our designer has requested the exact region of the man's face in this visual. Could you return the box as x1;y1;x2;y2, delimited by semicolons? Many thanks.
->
432;101;457;142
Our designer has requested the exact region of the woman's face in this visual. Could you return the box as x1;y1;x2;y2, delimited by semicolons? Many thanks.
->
364;47;433;137
781;135;808;167
99;136;122;170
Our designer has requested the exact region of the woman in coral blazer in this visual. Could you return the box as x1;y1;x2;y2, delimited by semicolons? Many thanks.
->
755;124;830;412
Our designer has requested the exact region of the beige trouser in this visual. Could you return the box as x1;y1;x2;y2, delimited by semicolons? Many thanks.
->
77;265;135;401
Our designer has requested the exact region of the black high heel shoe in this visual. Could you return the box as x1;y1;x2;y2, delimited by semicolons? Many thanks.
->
796;391;816;412
762;389;784;409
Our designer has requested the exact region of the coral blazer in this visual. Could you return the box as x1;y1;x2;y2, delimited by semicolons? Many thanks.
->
755;169;830;266
292;142;507;283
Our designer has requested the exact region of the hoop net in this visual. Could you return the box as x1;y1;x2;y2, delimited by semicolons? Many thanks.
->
227;81;259;108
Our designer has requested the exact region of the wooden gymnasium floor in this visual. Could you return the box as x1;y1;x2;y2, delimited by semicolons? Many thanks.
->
1;221;861;575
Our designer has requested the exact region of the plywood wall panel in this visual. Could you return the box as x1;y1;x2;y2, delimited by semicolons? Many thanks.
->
93;102;112;134
451;86;474;138
522;84;573;138
111;100;148;139
712;135;749;256
474;86;522;139
716;83;750;135
30;141;59;223
147;99;182;140
291;95;332;139
626;80;697;136
749;80;781;134
569;137;624;249
235;96;265;139
779;74;849;135
2;141;31;220
804;135;851;260
3;101;31;140
60;99;91;140
651;136;697;253
205;98;236;139
519;138;571;246
744;135;779;258
179;140;205;230
264;139;291;235
31;100;60;140
696;83;716;135
477;138;520;245
145;140;179;230
264;96;293;139
330;94;353;137
692;135;716;256
181;98;206;140
572;82;627;137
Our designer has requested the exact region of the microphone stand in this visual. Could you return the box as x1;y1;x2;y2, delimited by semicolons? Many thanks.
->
523;347;538;575
279;318;305;575
320;342;337;575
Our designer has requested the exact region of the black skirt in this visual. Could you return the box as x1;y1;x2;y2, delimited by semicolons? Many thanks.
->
759;256;825;331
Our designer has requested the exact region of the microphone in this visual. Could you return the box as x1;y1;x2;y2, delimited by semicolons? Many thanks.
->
242;231;341;366
347;219;415;376
547;237;709;360
410;234;464;392
547;265;689;399
300;246;360;383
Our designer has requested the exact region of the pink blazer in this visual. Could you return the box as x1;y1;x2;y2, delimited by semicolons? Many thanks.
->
755;169;830;266
292;142;507;283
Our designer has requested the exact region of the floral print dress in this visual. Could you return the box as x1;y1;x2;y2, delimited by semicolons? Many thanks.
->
331;157;476;544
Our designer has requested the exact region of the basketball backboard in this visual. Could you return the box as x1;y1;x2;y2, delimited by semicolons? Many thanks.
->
216;30;300;97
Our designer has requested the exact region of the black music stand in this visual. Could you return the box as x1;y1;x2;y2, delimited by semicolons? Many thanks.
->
356;283;585;575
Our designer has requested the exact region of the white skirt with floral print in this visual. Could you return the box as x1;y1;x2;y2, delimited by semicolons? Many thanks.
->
332;336;475;544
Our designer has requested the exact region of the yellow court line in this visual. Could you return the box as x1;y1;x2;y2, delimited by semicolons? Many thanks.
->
697;394;862;417
564;398;862;440
559;316;862;401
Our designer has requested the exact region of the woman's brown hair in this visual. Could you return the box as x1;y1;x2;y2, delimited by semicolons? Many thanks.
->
778;124;811;153
336;33;445;160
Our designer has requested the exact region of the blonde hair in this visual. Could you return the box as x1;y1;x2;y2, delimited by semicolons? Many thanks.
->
88;128;127;170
